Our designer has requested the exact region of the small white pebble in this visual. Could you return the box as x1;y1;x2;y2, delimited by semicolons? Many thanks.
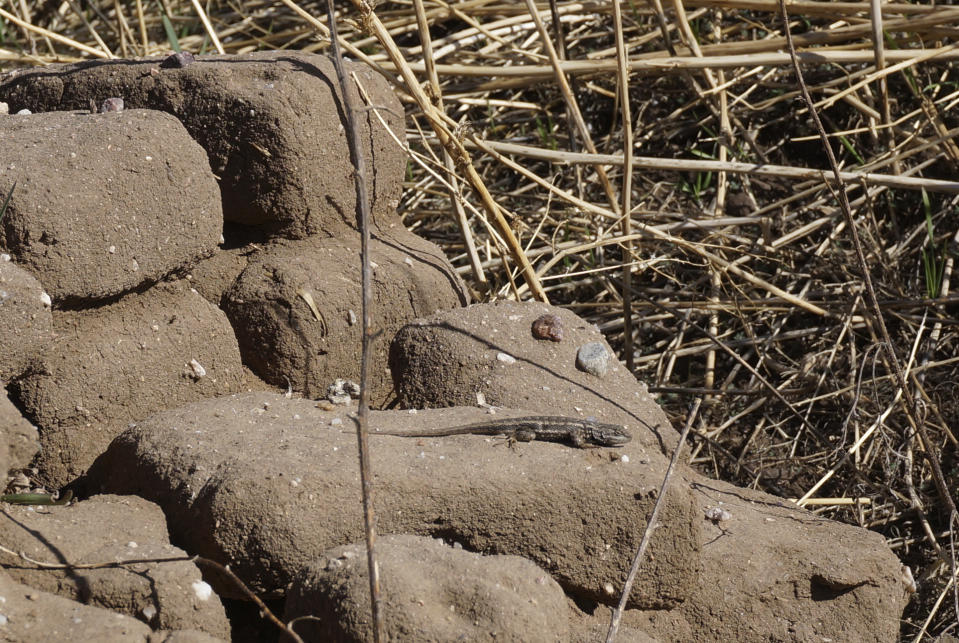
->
0;614;7;625
620;455;630;463
39;292;51;307
496;352;516;364
141;605;156;620
404;257;413;266
189;359;206;379
144;155;152;161
107;245;116;254
0;254;9;262
126;541;138;548
15;108;31;115
901;565;916;594
330;418;343;426
192;580;212;601
705;507;732;523
603;582;615;595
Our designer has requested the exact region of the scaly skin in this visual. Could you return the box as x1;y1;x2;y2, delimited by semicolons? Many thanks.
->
374;416;631;448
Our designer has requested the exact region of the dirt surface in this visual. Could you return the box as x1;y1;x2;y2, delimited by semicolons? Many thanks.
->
0;109;221;304
0;393;37;474
0;260;51;383
84;394;699;610
11;281;247;488
0;494;229;637
0;51;909;641
283;534;571;642
0;568;226;642
390;300;680;455
0;51;405;240
224;233;467;405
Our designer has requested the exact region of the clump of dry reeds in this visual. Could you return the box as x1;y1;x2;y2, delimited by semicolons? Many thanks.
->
3;0;959;637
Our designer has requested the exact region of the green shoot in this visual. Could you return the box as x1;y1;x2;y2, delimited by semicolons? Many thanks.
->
920;189;944;299
535;114;557;151
837;134;865;165
161;8;181;52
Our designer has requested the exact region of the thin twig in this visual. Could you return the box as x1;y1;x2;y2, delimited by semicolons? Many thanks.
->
188;0;225;54
326;1;384;640
473;140;959;194
612;0;634;372
606;397;700;642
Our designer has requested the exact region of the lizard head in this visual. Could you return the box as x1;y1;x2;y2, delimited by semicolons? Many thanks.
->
593;424;631;446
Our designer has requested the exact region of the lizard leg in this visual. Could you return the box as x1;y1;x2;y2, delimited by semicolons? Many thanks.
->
514;429;536;442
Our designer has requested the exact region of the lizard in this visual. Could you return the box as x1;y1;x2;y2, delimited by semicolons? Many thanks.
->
372;416;631;448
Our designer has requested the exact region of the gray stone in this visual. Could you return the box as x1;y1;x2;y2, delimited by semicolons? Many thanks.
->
389;301;678;455
576;341;610;377
0;568;154;641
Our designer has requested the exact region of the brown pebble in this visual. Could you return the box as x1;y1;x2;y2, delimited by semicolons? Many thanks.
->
100;97;124;112
531;314;564;341
160;51;196;69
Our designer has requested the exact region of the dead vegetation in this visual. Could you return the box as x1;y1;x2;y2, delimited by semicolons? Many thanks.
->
2;0;959;638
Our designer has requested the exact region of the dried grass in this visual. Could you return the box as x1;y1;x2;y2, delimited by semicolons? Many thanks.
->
3;0;958;637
